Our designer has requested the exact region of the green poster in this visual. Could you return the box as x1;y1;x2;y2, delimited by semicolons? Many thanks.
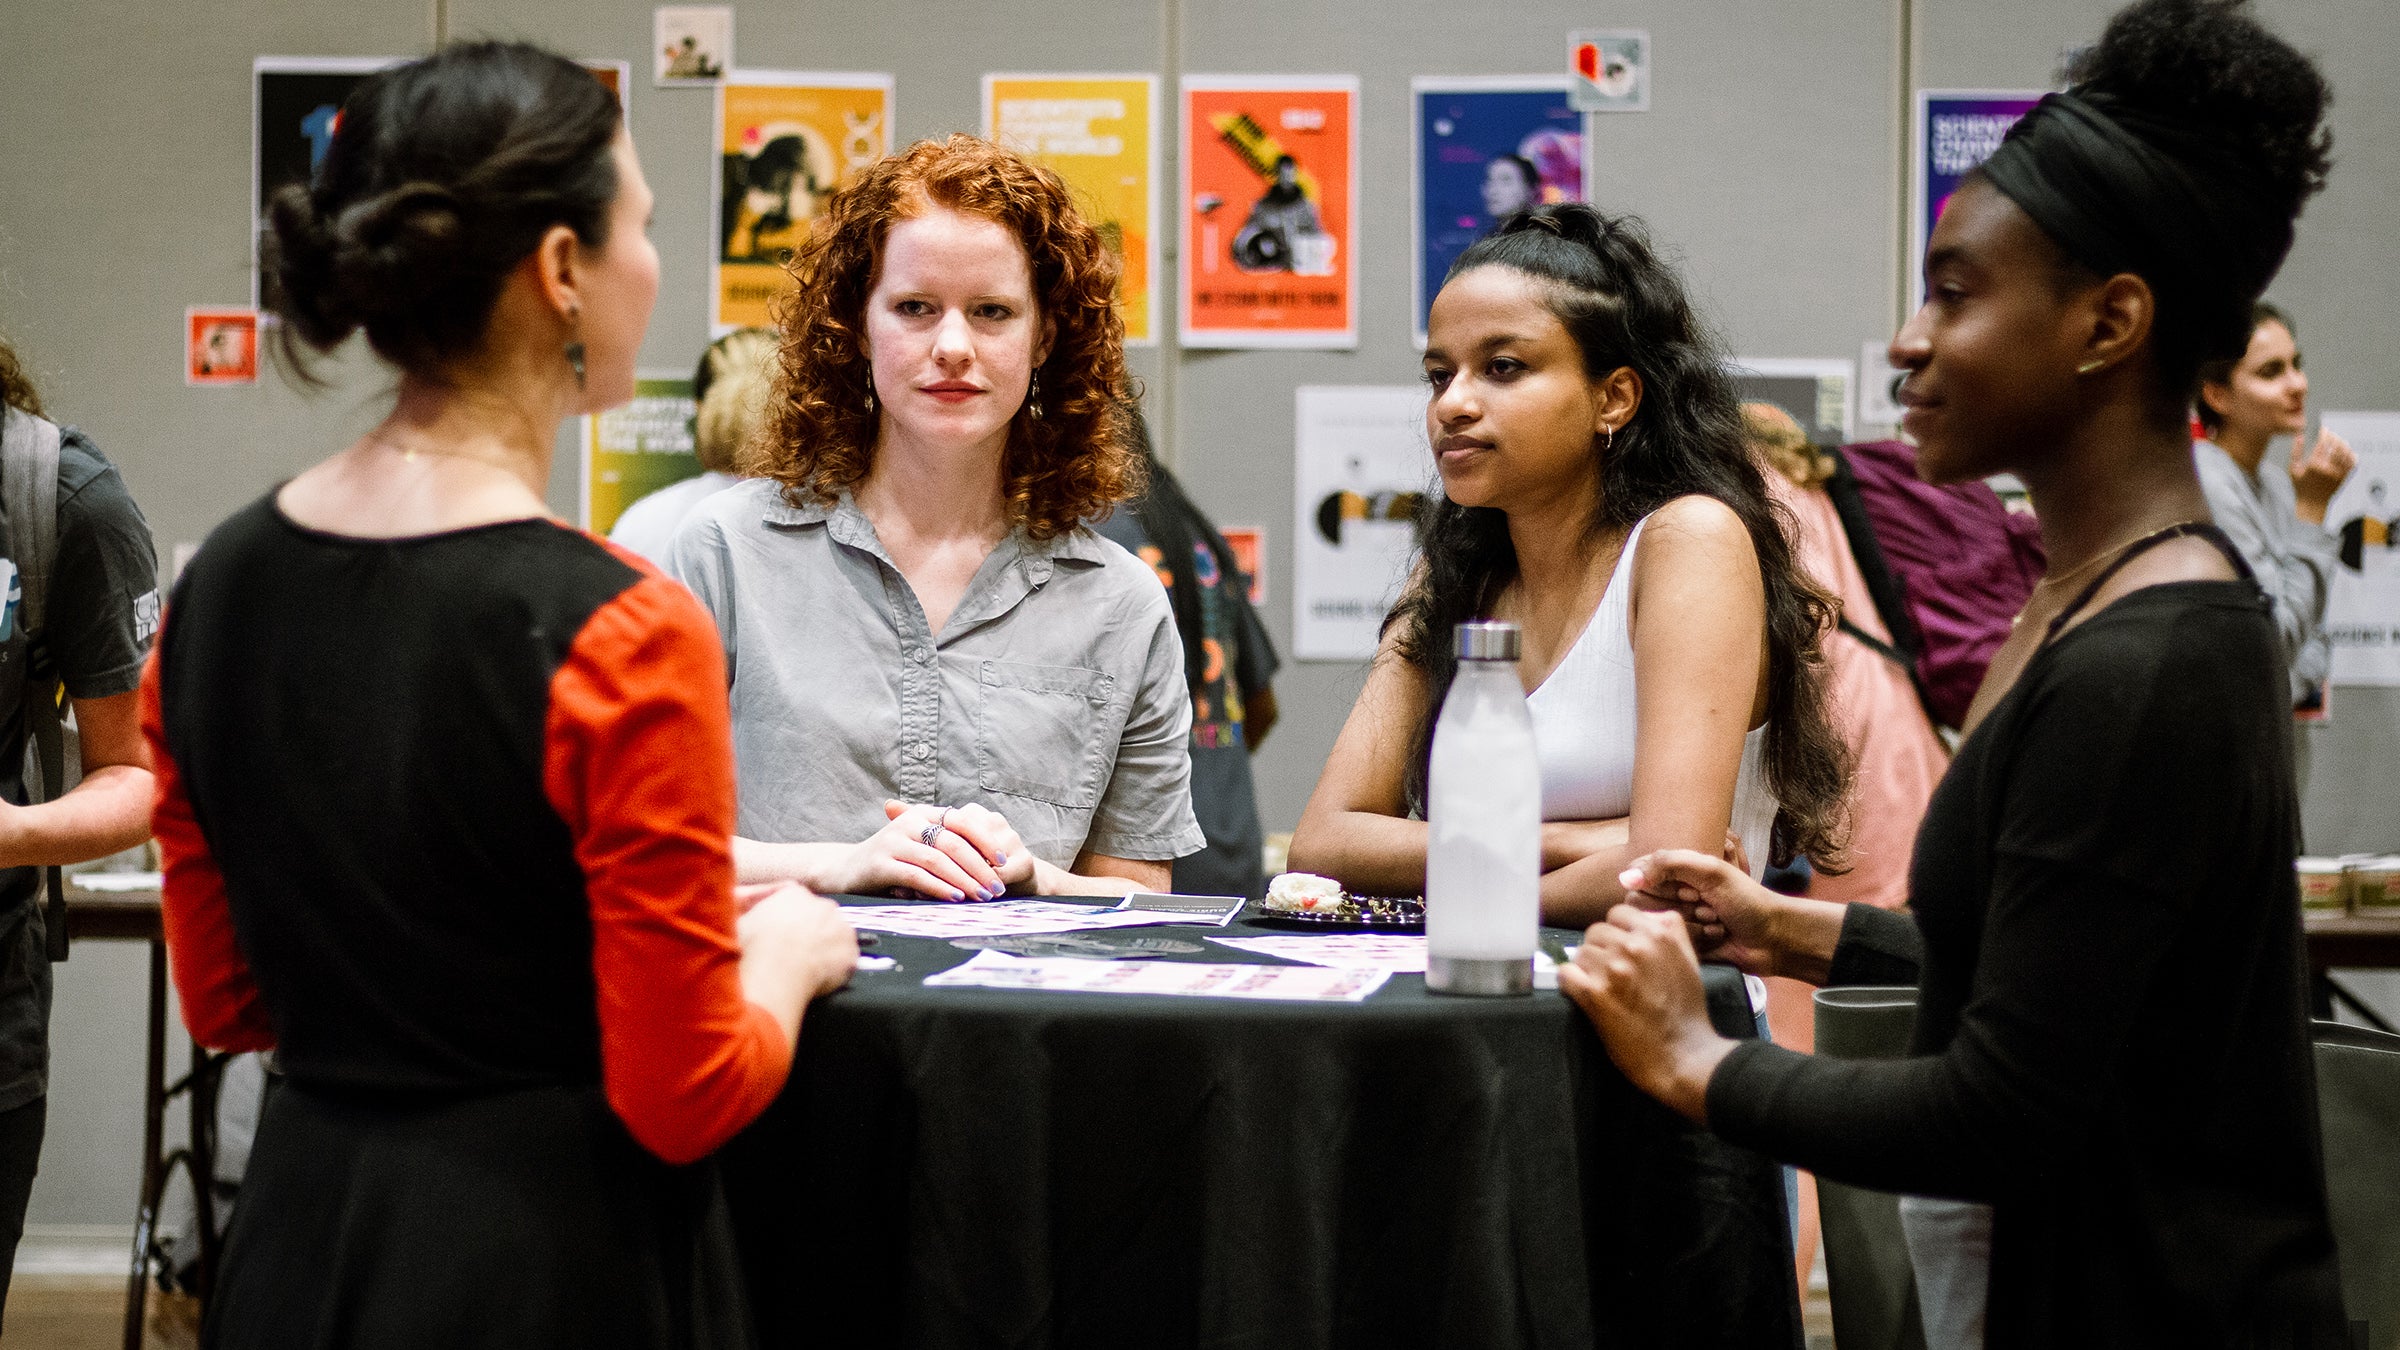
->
583;372;700;534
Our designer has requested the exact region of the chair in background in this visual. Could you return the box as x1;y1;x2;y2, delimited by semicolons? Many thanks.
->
1812;986;1928;1350
2315;1019;2400;1350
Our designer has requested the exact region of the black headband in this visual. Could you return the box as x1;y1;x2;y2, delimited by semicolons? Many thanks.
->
1977;91;2293;365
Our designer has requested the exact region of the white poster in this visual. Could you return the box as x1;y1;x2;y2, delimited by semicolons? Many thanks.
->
1293;386;1434;661
2322;411;2400;686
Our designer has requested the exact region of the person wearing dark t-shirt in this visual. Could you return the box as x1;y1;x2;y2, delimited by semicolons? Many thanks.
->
1558;2;2347;1345
146;45;855;1347
1092;415;1281;900
0;340;161;1329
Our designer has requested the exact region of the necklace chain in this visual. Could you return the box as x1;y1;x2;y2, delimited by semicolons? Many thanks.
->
2030;519;2202;594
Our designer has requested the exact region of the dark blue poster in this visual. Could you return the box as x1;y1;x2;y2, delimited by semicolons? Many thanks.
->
1412;78;1584;344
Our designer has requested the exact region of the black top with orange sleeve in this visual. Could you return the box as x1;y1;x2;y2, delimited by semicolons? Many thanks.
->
143;497;787;1165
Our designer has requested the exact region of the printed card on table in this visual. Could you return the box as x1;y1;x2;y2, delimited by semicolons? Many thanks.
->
837;899;1195;940
1181;76;1357;349
925;950;1391;1003
985;74;1159;345
712;72;893;332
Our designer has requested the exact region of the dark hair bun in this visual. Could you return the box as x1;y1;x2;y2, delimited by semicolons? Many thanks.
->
261;42;621;379
2069;0;2332;219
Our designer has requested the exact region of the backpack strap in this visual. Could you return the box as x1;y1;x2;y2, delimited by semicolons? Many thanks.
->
1823;448;1945;728
1;407;67;963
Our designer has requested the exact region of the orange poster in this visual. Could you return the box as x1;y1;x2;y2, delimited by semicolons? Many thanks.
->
712;72;893;332
1181;77;1357;349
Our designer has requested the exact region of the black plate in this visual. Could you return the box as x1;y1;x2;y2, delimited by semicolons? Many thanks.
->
1245;896;1425;934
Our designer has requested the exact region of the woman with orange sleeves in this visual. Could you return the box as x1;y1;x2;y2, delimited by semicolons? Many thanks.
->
141;42;856;1348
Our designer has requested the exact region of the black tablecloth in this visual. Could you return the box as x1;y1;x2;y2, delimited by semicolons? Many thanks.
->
721;901;1801;1349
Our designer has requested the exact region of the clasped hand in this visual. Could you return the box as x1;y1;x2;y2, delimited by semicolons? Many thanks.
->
839;800;1035;901
1556;848;1792;1123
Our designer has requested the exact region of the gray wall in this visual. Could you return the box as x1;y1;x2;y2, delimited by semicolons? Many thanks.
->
3;0;2394;1232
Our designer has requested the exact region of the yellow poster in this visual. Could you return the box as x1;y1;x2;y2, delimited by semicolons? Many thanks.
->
713;72;894;332
983;74;1158;346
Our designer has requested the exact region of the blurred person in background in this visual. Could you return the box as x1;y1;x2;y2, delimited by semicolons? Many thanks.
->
608;325;774;564
2194;302;2350;723
1092;412;1281;900
0;335;160;1331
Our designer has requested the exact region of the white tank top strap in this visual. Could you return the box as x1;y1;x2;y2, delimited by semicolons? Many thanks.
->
1524;508;1779;879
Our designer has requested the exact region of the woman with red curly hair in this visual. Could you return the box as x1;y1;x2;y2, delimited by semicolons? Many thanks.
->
669;135;1203;899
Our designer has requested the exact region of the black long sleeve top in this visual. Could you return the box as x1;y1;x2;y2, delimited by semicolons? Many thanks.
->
1707;581;2346;1348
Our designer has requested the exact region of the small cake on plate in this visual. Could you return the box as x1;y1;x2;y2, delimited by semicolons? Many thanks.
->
1263;872;1346;914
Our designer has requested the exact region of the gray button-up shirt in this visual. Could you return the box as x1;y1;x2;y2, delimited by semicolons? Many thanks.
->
2194;439;2338;705
668;480;1205;867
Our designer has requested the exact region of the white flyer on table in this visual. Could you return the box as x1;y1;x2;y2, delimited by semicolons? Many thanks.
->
837;900;1194;939
1209;933;1430;972
923;949;1391;1002
2321;411;2400;686
1294;386;1435;661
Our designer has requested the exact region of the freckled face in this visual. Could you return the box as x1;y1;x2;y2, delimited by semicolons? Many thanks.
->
1422;265;1615;513
862;204;1051;457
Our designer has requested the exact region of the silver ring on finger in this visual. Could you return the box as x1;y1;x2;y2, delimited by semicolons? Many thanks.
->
919;807;952;849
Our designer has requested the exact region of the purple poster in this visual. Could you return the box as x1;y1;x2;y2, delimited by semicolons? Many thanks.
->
1912;91;2044;307
1412;77;1584;344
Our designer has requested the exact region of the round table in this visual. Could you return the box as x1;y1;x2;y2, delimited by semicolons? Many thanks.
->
720;900;1801;1349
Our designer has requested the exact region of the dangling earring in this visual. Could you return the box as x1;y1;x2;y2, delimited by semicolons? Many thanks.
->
1028;369;1044;420
864;362;877;414
1602;424;1615;454
563;305;586;390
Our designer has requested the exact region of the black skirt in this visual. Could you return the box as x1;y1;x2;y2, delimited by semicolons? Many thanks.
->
205;1079;752;1350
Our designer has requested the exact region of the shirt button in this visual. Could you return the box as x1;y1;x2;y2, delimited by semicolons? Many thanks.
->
907;743;931;760
911;647;933;664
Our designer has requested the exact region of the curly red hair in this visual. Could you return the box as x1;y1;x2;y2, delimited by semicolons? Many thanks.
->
746;134;1140;540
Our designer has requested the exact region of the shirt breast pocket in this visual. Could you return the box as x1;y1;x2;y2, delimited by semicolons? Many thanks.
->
974;659;1116;810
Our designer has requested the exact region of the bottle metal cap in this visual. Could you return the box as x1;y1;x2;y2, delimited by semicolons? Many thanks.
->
1455;620;1521;661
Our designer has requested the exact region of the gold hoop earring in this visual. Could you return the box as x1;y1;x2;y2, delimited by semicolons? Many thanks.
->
1028;369;1044;420
2077;358;2105;375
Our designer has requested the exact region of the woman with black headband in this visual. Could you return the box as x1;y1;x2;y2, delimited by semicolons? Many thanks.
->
1558;0;2346;1344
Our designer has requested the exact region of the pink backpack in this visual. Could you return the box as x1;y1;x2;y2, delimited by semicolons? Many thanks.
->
1824;440;2046;732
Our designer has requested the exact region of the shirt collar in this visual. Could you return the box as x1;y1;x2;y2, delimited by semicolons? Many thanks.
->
759;487;1114;570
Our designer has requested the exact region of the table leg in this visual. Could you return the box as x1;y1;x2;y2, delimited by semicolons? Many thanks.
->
121;939;167;1350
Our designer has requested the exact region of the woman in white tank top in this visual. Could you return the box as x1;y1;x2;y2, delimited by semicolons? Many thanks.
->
1289;205;1848;929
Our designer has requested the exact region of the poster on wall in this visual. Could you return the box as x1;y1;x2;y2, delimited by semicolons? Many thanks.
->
1729;358;1856;447
1568;31;1650;113
712;72;893;333
655;6;731;86
185;307;259;387
1294;386;1434;661
1219;526;1267;605
985;74;1159;346
1181;76;1358;350
253;57;403;301
1912;90;2044;309
1411;76;1584;345
582;372;700;534
583;60;632;121
2321;411;2400;687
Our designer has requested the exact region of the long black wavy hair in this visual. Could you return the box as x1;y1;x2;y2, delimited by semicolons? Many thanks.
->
1390;205;1850;868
